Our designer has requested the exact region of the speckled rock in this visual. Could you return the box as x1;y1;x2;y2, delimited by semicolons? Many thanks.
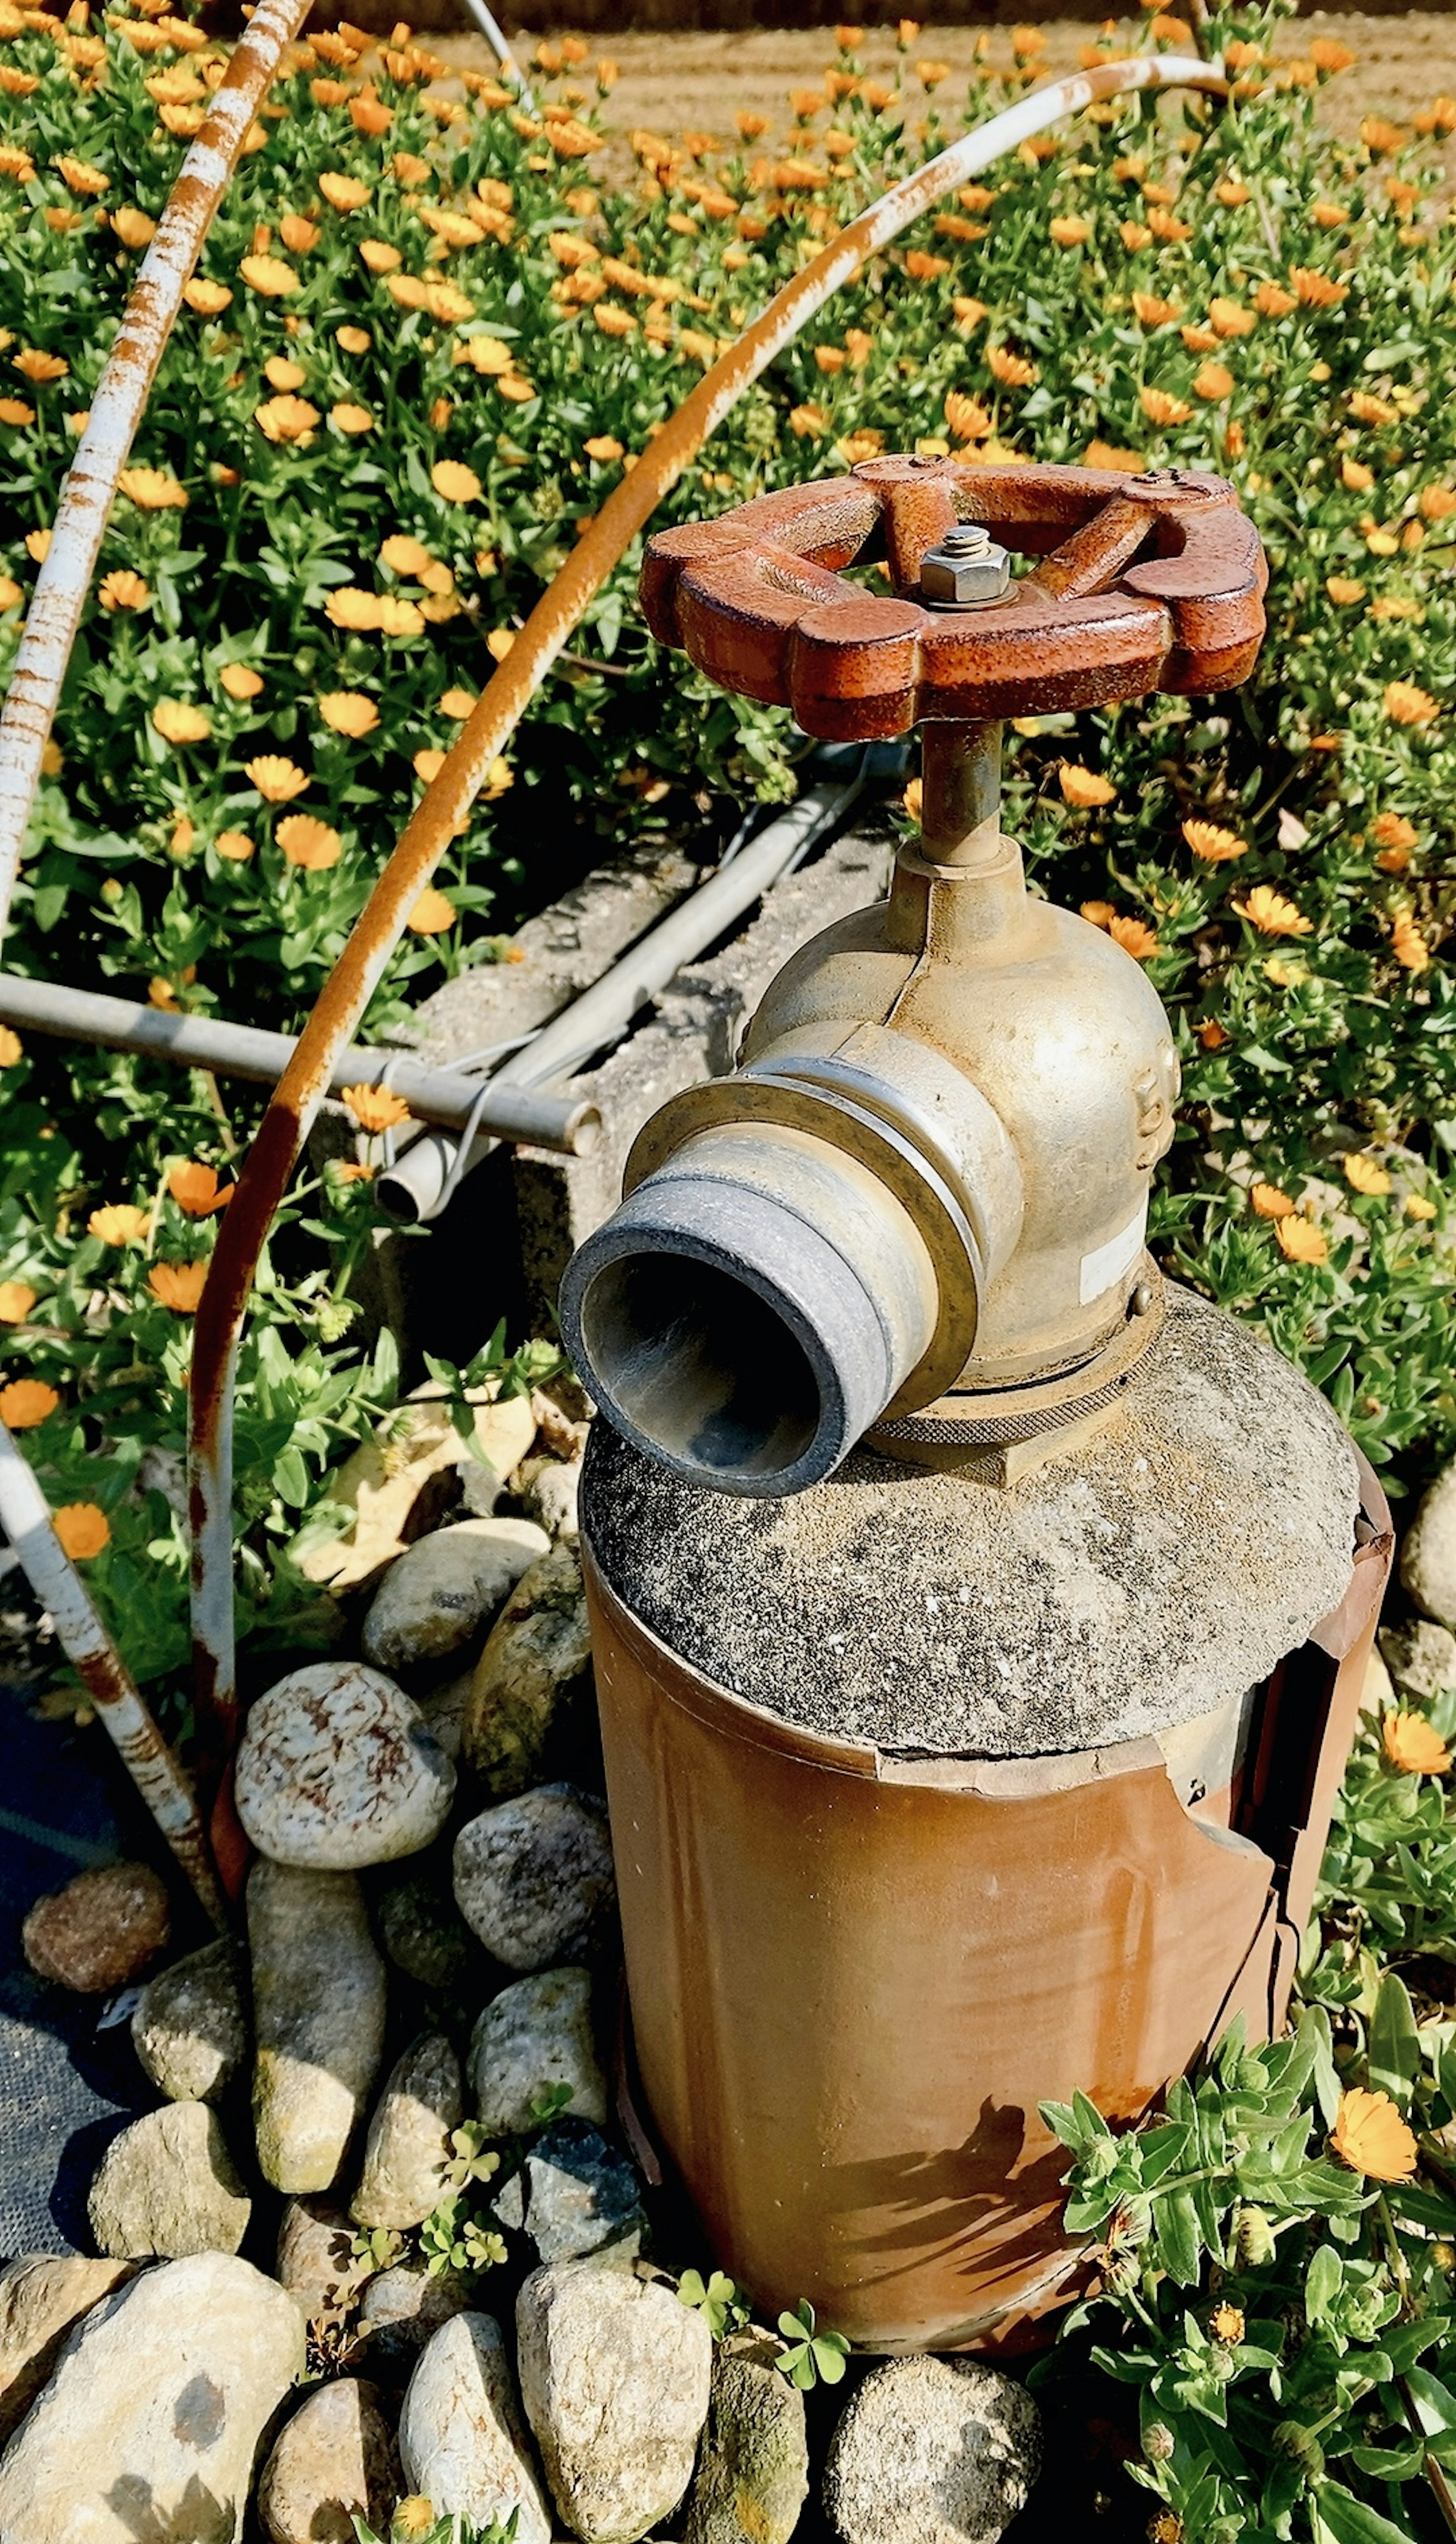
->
258;2378;401;2544
362;1518;551;1674
516;2261;712;2544
1403;1463;1456;1630
131;1937;248;2105
822;2357;1042;2544
582;1282;1362;1756
354;2262;474;2385
0;2256;133;2444
22;1860;170;1993
1381;1618;1456;1700
493;2119;646;2266
374;1867;483;1996
236;1660;455;1870
0;2254;304;2544
351;2032;464;2231
453;1785;615;1972
682;2348;810;2544
276;2197;358;2326
462;1544;595;1799
399;2312;552;2544
249;1860;388;2194
86;2102;251;2260
470;1967;608;2137
524;1458;582;1542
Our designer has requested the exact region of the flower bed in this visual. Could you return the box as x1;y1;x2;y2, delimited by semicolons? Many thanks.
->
0;0;1453;1697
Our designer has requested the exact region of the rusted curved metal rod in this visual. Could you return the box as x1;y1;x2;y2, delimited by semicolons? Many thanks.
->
189;50;1229;1756
0;1423;226;1923
0;0;314;944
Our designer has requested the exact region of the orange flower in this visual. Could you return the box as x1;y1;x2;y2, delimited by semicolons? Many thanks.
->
98;571;150;612
1290;266;1348;308
336;325;372;355
1196;1019;1227;1050
239;254;301;298
945;392;992;442
408;887;457;934
1209;297;1255;337
1420;485;1456;521
1255;280;1297;319
182;279;232;317
1341;456;1374;493
986;344;1037;388
1330;2085;1418;2180
89;1204;149;1244
56;155;108;196
1210;2302;1245;2346
431;460;481;504
1251;1182;1294;1218
318;691;379;738
1193;362;1235;402
147;1260;209;1313
0;1027;20;1066
1344;1153;1392;1196
1385;681;1440;727
1084;441;1144;473
264;355;307;392
1060;764;1116;807
168;1160;233;1216
118;467;187;511
319;170;372;210
1141;386;1192;427
1310;36;1356;71
1372;812;1418;851
215;832;255;863
152;700;210;746
14;347;67;384
277;815;342;871
1232;886;1312;937
219;664;264;702
584;434;625;462
52;1503;109;1560
1050;215;1089;248
246;756;309;803
1183;819;1247;863
331;403;375;435
1361;114;1406;155
0;1378;58;1428
440;688;476;719
1276;1214;1327;1263
1326;577;1365;605
1391;910;1430;973
1120;221;1154;252
1132;291;1181;327
343;1082;412;1133
1109;914;1159;960
254;393;319;446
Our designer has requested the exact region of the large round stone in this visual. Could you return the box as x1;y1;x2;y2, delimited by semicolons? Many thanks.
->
22;1861;169;1993
822;2357;1042;2544
258;2378;401;2544
453;1786;615;1972
400;2313;552;2544
362;1517;550;1675
131;1937;248;2105
86;2103;252;2261
469;1967;608;2138
235;1660;455;1869
517;2263;711;2544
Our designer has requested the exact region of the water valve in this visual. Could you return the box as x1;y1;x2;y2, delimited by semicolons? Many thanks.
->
562;456;1267;1496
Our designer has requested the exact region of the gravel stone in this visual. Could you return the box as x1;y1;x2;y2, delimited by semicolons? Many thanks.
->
258;2378;401;2544
86;2102;251;2260
682;2347;810;2544
236;1660;455;1869
822;2357;1042;2544
1402;1461;1456;1630
249;1861;388;2194
361;1517;551;1673
583;1283;1361;1755
462;1543;596;1799
492;2118;646;2265
0;2253;304;2544
469;1967;609;2137
22;1860;170;1993
1381;1618;1456;1700
399;2312;553;2544
351;2032;465;2231
131;1937;248;2104
275;2197;358;2326
354;2262;474;2386
453;1785;615;1971
374;1867;483;1995
516;2260;712;2544
0;2256;133;2445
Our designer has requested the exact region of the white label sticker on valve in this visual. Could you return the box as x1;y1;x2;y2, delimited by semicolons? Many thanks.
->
1079;1201;1148;1306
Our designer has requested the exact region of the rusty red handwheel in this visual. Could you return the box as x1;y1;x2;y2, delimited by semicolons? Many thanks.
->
641;454;1268;738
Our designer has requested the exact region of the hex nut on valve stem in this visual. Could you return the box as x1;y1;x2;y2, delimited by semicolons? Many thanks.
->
919;523;1012;609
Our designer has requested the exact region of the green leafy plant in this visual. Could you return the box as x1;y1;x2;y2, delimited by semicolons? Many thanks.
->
349;2224;406;2276
441;2120;503;2197
774;2298;852;2390
677;2268;751;2340
419;2195;508;2283
352;2505;520;2544
527;2082;576;2128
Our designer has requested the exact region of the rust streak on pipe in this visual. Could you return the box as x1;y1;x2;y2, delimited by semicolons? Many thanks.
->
0;0;314;946
0;1421;226;1923
188;52;1228;1756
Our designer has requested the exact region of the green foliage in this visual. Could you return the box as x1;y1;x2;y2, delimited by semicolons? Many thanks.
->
527;2082;576;2127
351;2507;519;2544
441;2119;503;2196
418;2195;507;2283
1045;1684;1456;2542
349;2224;407;2276
677;2268;751;2340
3;0;1456;1721
774;2298;851;2389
